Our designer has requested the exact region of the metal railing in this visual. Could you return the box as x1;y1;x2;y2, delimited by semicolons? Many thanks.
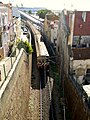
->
40;80;43;120
69;73;90;109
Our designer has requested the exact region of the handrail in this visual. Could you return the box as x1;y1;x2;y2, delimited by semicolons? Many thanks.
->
69;74;90;109
40;80;43;120
0;45;30;89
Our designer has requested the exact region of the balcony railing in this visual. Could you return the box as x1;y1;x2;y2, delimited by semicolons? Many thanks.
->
0;26;3;32
69;73;90;109
72;47;90;60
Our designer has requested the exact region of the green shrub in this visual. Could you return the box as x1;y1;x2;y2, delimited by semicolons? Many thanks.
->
16;39;33;54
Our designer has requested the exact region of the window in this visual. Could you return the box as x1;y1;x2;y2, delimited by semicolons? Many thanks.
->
86;69;90;73
58;46;59;52
82;12;86;22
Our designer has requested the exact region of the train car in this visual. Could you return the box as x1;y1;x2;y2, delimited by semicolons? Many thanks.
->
37;41;49;68
25;20;49;68
19;10;43;27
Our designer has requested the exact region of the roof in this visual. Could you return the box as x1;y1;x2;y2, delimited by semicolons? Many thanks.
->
39;42;49;57
83;85;90;97
19;10;41;24
46;14;59;21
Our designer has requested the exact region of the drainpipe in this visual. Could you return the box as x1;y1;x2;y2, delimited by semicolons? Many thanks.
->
63;78;66;120
68;12;75;46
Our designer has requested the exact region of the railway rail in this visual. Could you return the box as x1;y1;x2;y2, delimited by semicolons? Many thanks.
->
22;19;54;120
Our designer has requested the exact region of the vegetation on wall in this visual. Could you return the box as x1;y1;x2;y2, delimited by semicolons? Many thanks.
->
16;39;33;54
50;63;60;87
28;10;32;14
24;10;26;13
36;9;51;19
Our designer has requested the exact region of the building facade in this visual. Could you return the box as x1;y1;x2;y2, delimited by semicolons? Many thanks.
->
0;2;14;59
44;13;59;48
57;10;90;120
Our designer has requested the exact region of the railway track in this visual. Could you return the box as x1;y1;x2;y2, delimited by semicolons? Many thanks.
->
23;19;55;120
39;67;54;120
39;80;43;120
27;60;54;120
27;59;54;120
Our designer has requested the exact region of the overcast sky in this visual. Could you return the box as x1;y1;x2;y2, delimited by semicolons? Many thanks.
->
1;0;90;11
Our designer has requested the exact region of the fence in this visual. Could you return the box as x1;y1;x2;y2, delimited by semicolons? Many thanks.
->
0;47;20;88
69;73;90;109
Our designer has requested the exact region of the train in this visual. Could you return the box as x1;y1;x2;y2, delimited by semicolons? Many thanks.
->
19;10;43;27
25;20;49;68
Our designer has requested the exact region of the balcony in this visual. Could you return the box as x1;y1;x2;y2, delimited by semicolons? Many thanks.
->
72;48;90;60
0;26;3;32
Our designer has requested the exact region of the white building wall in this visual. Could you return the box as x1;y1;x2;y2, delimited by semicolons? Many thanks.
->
51;29;54;43
2;33;9;57
0;4;13;58
50;22;58;46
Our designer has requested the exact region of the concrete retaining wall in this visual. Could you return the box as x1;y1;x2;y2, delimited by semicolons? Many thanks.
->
0;48;32;120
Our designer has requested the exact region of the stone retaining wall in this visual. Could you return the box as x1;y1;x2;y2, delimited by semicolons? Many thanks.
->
0;49;32;120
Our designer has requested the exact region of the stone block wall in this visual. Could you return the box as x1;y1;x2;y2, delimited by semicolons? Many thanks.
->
0;49;32;120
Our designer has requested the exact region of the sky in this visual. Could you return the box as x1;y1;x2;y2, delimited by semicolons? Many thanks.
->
1;0;90;11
